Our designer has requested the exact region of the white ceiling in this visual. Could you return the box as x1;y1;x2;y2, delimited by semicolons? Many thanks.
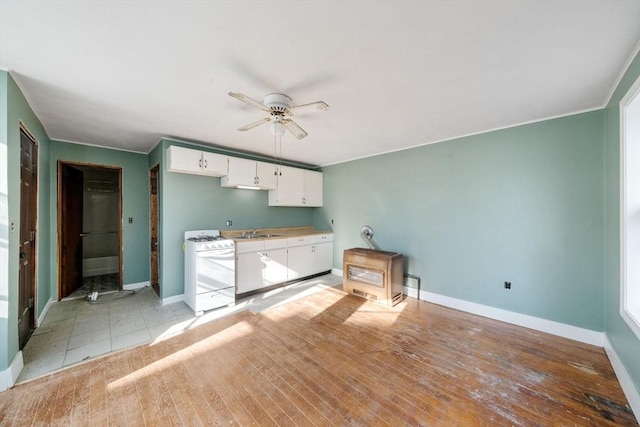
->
1;1;639;166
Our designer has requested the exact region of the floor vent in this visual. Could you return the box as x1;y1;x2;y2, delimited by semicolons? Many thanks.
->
353;288;377;300
391;292;403;305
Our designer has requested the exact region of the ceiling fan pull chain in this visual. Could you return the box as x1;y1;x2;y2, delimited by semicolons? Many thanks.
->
279;135;283;175
274;132;278;175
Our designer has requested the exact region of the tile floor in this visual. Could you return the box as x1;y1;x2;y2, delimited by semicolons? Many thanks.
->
18;273;343;383
66;273;120;300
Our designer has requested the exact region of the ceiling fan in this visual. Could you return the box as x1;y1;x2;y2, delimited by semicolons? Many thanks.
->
229;92;329;139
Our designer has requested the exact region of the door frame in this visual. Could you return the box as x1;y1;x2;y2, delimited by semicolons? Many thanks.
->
149;163;160;296
18;121;38;346
57;161;123;299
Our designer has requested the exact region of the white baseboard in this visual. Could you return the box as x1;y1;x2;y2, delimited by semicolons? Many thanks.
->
37;297;53;327
403;286;605;347
0;351;23;392
331;268;343;277
123;281;150;291
162;294;184;306
603;334;640;423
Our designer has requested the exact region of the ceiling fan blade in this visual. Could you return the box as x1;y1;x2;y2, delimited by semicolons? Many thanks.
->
228;92;271;113
238;117;271;131
282;119;308;139
288;101;329;116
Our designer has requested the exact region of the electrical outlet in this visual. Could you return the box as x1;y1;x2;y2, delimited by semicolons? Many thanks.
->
226;219;232;227
504;281;512;290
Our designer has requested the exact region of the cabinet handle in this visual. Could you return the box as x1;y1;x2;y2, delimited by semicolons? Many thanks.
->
199;158;202;168
204;159;208;168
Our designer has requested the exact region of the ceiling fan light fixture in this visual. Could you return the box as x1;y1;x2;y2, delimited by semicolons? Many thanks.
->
271;121;286;136
229;91;328;139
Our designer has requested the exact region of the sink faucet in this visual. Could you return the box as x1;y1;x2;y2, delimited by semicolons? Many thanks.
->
249;228;259;235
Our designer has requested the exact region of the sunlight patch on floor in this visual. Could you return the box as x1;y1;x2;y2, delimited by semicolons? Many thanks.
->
108;319;254;391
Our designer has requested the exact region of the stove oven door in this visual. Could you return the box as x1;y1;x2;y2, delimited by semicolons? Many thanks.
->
196;247;236;293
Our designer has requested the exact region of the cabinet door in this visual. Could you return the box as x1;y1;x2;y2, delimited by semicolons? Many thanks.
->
236;252;265;293
255;161;278;190
167;146;203;174
303;170;323;206
313;242;333;272
263;248;288;286
269;166;304;206
287;245;313;281
222;157;256;187
201;151;228;176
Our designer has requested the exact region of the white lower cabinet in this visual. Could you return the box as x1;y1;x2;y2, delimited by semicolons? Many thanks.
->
313;241;333;273
288;234;333;281
236;241;265;294
236;233;333;294
263;248;288;286
236;251;265;294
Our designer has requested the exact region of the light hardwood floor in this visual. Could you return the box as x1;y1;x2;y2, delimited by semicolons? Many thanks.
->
1;286;637;426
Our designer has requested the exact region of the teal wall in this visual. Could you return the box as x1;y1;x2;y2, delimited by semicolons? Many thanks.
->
155;138;314;299
604;50;640;396
0;72;51;372
0;71;10;371
50;141;150;288
315;110;605;331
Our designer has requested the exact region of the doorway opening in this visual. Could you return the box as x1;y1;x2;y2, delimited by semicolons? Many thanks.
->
19;123;38;349
57;162;123;300
150;164;160;297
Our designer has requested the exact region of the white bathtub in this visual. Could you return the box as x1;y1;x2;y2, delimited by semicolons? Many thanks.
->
82;256;119;277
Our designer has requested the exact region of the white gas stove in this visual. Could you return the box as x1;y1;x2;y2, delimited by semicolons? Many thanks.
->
184;230;235;315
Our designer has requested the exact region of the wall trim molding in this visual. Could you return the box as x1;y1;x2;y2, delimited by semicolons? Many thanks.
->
331;268;343;277
0;351;23;393
123;281;151;291
322;108;603;167
37;297;53;327
162;294;184;306
403;286;605;347
603;334;640;423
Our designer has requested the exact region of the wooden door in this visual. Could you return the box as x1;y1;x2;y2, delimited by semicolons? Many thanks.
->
150;165;160;296
59;164;84;299
18;129;38;349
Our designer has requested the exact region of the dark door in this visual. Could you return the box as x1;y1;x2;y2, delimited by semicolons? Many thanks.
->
150;165;160;296
59;164;84;299
18;129;38;349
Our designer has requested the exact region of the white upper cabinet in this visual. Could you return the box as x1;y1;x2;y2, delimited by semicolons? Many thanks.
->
167;145;319;204
167;146;228;177
255;161;278;189
268;166;323;207
201;151;228;176
303;170;323;207
221;157;277;190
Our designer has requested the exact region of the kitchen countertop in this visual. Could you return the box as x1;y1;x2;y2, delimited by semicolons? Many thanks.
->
221;226;332;241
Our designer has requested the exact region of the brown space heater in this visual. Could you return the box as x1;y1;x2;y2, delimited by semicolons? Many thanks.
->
342;248;404;307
